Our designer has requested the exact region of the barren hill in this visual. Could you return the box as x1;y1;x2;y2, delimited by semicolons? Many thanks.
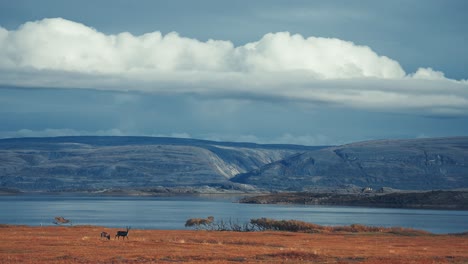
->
0;136;321;191
2;136;468;192
231;137;468;191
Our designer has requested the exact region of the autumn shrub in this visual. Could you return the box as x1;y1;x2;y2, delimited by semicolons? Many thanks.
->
388;226;431;236
184;216;214;230
332;223;384;233
185;217;257;231
186;216;431;235
249;218;432;235
250;218;322;232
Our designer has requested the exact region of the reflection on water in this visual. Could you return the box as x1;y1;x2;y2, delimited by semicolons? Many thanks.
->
1;194;468;234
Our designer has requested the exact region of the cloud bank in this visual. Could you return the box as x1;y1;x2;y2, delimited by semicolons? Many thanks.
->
0;18;467;115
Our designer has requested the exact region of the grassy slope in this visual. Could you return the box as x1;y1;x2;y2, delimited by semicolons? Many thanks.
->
0;225;467;263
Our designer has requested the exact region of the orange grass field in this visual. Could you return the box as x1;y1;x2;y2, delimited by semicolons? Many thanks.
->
0;225;467;263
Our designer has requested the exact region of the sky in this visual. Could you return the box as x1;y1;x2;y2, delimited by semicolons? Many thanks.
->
0;0;467;145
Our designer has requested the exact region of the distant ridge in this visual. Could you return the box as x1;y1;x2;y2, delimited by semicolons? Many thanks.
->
0;136;325;150
1;136;468;192
232;136;468;190
0;136;325;192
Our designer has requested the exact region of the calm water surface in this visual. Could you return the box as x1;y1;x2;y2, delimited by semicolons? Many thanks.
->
1;194;467;234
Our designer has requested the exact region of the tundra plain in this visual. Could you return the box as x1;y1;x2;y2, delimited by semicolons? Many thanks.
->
0;225;467;263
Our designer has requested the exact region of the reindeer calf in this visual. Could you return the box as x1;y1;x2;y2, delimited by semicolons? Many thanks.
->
100;232;110;240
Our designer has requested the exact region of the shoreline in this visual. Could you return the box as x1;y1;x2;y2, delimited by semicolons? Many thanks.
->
3;189;468;211
239;190;468;211
1;220;466;236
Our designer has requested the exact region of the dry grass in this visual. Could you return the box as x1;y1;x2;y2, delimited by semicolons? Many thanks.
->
0;225;467;263
250;218;432;235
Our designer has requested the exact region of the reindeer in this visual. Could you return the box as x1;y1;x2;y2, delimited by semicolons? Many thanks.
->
115;226;131;240
100;231;110;240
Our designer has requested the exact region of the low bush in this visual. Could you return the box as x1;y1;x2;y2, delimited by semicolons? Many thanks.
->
185;217;257;232
249;218;431;235
185;216;431;235
250;218;322;232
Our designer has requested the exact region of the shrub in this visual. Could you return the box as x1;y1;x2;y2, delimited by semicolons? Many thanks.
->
185;217;257;232
249;218;431;235
184;216;214;230
250;218;322;232
185;216;431;235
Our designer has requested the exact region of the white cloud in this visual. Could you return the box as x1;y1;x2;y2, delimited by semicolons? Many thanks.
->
153;132;192;139
271;133;335;146
239;33;405;79
197;133;340;146
0;18;403;78
201;134;261;144
0;18;467;116
411;67;446;80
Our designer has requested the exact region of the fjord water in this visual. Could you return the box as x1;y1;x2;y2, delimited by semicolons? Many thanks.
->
1;194;467;234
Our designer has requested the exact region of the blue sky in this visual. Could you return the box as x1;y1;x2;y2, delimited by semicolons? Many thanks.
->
0;0;467;145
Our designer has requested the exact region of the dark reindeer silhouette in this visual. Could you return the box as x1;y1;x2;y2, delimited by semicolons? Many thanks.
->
115;226;131;240
100;232;110;240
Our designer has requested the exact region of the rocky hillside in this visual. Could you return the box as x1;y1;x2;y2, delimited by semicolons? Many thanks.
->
2;136;468;192
231;137;468;191
0;136;322;191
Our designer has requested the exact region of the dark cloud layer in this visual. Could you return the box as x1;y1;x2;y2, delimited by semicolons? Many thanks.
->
1;87;467;145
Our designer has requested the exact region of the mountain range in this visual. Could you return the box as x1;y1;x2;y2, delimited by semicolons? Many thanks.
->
1;136;467;192
232;137;468;190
